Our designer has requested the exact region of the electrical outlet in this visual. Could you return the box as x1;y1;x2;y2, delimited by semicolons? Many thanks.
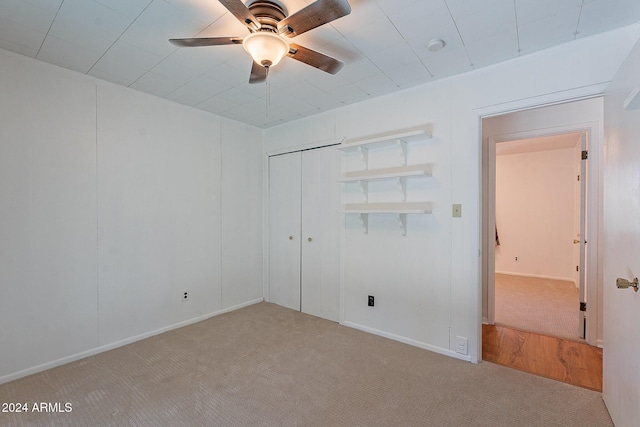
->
182;291;189;302
368;295;374;307
456;336;468;355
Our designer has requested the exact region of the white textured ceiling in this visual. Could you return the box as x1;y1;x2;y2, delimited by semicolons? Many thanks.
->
1;0;639;128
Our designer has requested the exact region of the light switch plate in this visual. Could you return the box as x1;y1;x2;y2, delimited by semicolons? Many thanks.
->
452;204;462;218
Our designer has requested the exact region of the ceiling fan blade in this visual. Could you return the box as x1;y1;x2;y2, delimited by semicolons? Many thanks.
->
249;61;267;84
287;43;344;74
169;37;243;47
278;0;351;38
219;0;261;31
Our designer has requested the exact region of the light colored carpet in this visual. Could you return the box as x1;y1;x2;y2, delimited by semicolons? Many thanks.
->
495;273;581;340
1;302;611;426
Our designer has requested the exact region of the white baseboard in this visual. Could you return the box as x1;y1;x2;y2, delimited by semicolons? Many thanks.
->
341;321;473;363
597;339;604;348
0;298;264;385
495;270;575;283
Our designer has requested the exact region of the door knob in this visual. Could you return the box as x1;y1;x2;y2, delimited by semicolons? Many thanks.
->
573;239;580;244
616;277;639;292
289;236;293;240
308;237;312;242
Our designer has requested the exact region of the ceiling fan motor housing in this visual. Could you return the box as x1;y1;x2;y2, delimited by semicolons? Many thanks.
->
247;1;287;32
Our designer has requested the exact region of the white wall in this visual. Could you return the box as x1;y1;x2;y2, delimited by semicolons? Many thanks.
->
264;25;640;363
0;48;263;382
495;148;577;281
0;51;99;378
96;84;224;345
221;119;264;308
603;37;640;427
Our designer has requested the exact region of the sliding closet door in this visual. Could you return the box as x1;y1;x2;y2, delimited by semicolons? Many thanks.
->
268;152;302;311
301;146;341;322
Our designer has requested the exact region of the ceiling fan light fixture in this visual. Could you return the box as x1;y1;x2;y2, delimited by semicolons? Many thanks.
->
242;32;290;67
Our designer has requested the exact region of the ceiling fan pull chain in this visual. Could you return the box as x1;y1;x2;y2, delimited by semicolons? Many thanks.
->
265;65;270;117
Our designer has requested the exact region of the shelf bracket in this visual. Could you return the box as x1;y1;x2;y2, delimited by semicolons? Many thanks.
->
396;176;407;201
359;213;369;234
397;213;407;236
359;181;369;202
357;146;369;169
396;140;408;166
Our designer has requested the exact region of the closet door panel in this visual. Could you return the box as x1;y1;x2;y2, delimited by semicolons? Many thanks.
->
269;152;302;311
301;146;341;321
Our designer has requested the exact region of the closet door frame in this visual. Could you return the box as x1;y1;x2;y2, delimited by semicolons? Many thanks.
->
264;138;345;322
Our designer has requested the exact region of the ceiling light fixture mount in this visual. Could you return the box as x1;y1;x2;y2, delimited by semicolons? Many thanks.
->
427;39;446;52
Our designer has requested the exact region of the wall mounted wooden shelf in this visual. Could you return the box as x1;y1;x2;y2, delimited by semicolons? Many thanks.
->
340;203;432;235
338;163;432;183
338;129;431;168
339;129;433;235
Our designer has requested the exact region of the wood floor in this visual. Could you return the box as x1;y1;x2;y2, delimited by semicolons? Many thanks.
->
482;324;603;392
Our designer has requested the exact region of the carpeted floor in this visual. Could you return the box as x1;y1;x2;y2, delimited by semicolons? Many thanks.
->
0;302;611;426
495;273;581;340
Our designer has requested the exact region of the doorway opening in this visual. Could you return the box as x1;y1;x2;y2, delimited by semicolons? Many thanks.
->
481;97;603;348
492;132;586;341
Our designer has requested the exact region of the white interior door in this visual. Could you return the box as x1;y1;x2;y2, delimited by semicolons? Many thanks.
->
573;145;581;289
578;133;587;338
269;152;302;311
301;146;341;322
601;46;640;425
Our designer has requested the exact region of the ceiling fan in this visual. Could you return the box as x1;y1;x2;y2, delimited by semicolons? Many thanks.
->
169;0;351;84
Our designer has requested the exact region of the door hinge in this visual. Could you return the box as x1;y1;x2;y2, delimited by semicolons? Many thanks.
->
581;150;588;160
580;302;587;312
577;174;580;181
576;265;579;272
